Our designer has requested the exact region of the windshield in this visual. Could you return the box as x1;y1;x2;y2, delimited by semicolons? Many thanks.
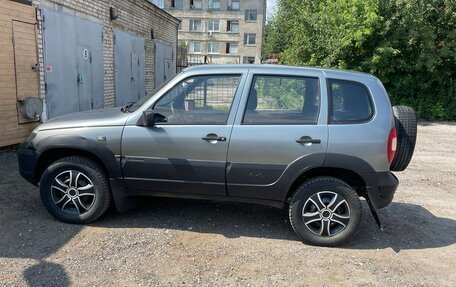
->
128;72;180;112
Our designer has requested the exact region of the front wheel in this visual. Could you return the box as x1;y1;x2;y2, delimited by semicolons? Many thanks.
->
39;156;111;224
289;177;362;246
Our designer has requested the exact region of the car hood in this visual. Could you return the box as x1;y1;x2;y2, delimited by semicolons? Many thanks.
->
37;108;131;131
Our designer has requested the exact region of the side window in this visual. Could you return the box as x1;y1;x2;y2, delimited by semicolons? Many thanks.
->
243;75;320;125
328;79;374;124
154;75;241;125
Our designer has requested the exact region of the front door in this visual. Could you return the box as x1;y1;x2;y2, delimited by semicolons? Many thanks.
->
227;73;328;201
121;74;243;196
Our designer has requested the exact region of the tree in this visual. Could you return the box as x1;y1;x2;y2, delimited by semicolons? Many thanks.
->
265;0;456;120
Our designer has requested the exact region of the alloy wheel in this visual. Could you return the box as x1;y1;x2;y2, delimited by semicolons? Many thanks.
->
50;170;96;215
302;191;351;237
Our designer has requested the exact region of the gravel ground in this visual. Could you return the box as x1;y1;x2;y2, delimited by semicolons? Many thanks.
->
0;123;455;286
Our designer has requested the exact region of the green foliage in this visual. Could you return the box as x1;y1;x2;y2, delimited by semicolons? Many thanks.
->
264;0;456;120
255;77;305;110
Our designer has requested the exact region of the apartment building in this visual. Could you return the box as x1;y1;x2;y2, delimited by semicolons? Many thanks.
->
152;0;266;64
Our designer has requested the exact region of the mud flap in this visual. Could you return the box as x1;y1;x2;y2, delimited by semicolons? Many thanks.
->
110;179;138;213
364;192;384;230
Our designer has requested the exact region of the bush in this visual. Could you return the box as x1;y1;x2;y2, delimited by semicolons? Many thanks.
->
264;0;456;120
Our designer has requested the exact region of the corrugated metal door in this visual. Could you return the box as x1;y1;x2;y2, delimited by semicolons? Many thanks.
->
114;29;145;106
42;7;103;118
155;42;173;87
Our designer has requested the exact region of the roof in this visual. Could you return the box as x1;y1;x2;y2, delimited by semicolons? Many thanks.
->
184;64;377;80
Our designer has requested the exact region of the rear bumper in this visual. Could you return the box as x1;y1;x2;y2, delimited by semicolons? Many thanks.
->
18;142;39;185
362;171;399;209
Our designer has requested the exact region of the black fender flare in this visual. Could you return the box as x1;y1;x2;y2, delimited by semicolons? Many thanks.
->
34;135;136;212
323;153;376;174
35;135;122;179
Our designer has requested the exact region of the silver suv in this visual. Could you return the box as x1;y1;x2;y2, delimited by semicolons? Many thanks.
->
18;65;417;246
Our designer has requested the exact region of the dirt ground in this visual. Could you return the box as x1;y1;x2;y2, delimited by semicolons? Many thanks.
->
0;123;455;286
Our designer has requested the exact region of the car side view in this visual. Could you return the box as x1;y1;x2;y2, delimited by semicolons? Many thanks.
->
18;65;417;246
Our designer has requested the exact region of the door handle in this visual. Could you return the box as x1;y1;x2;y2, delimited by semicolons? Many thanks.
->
202;133;226;142
296;136;321;145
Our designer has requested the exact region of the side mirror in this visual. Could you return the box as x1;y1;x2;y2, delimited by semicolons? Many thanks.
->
139;110;167;127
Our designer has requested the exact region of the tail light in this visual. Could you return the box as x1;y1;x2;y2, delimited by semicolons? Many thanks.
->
388;128;397;165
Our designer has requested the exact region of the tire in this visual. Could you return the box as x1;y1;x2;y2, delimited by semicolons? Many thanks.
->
39;156;111;224
289;177;362;246
390;105;417;171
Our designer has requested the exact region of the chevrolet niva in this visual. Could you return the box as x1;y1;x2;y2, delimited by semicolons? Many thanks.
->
18;65;417;246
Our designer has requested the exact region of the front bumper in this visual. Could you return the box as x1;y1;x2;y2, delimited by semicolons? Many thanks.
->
18;142;40;185
362;171;399;209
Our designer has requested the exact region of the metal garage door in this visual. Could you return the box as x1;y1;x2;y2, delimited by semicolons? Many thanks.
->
155;42;173;87
114;29;145;107
41;7;104;118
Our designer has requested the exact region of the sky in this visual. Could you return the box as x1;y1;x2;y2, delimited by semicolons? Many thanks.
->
266;0;277;20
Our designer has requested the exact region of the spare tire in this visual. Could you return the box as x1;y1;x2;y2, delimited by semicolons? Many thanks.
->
390;106;417;171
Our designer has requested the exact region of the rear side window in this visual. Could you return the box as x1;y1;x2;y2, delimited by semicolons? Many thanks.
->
242;75;320;125
328;79;374;124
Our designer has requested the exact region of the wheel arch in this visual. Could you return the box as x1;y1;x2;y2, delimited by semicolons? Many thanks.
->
285;167;367;202
34;135;122;183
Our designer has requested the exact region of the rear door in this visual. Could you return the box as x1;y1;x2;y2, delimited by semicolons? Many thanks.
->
227;70;329;201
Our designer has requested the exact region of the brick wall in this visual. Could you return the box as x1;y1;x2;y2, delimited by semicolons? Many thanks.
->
32;0;179;116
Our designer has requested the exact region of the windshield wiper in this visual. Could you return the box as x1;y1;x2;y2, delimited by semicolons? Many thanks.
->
121;102;134;113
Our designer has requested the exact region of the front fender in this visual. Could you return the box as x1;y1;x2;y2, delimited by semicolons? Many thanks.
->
33;135;135;212
35;135;122;179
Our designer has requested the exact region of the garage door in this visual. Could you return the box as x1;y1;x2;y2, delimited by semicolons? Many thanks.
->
41;7;104;118
114;29;145;107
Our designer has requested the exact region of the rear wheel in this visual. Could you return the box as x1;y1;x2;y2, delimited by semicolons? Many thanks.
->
289;177;362;246
39;156;111;224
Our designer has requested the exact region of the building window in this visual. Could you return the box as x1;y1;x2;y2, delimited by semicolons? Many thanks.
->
171;0;183;9
228;0;240;10
227;20;239;32
226;42;238;54
207;42;220;54
190;0;202;9
245;10;257;21
189;42;202;53
244;33;256;45
243;56;255;64
189;19;202;31
207;20;220;32
150;0;164;8
209;0;220;10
